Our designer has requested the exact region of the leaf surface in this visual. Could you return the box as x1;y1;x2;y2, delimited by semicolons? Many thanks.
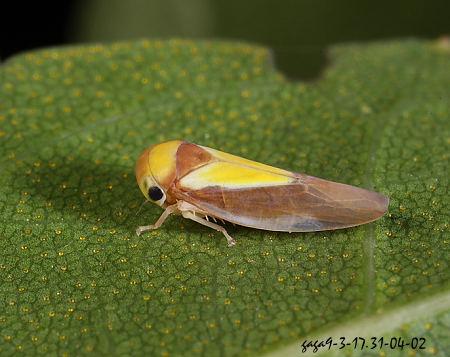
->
1;39;449;356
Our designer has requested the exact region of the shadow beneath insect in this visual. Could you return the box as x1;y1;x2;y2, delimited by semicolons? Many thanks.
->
16;155;170;234
17;155;235;241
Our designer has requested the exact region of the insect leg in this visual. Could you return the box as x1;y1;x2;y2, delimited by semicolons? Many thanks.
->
136;204;178;236
181;211;236;247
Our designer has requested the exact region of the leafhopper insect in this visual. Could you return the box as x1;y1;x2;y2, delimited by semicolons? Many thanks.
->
135;140;389;246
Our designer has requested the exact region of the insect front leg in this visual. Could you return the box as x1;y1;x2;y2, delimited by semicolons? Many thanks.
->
136;203;178;236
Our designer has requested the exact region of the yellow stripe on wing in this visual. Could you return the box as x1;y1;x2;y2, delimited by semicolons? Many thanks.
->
179;162;293;190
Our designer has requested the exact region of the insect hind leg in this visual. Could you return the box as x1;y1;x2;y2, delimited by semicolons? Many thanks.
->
181;210;236;247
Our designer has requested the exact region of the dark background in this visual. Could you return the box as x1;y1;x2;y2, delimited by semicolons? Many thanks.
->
4;0;450;78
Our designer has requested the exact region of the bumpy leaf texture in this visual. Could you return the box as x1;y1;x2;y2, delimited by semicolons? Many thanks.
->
1;39;449;356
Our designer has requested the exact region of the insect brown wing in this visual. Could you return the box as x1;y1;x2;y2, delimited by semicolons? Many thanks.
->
175;175;389;232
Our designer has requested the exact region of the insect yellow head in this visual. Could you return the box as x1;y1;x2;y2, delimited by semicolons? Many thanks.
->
135;140;183;206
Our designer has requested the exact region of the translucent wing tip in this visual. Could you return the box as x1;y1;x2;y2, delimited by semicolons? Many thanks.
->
365;190;389;222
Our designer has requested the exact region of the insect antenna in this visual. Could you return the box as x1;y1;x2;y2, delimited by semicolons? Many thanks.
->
135;199;150;216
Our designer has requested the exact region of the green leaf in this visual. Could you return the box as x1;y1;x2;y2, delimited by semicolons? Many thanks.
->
1;39;449;356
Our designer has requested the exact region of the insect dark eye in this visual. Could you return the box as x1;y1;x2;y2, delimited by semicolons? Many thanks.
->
148;186;164;201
